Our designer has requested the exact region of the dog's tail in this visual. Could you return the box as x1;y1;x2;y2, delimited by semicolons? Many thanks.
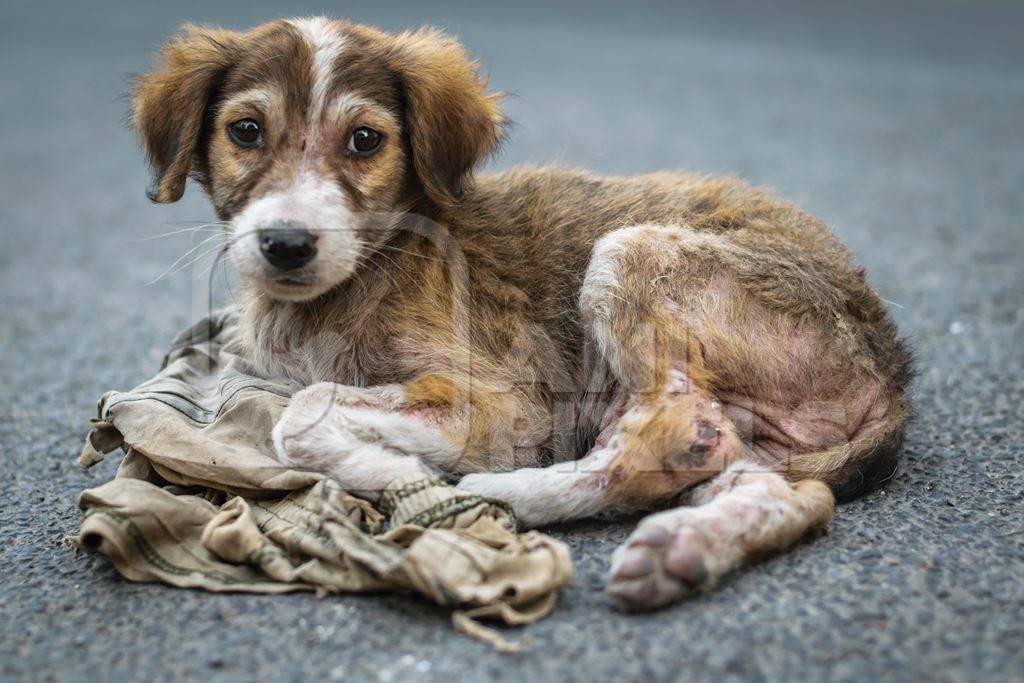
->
783;394;909;503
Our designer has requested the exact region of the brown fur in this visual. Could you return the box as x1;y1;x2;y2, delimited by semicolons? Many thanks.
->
131;19;912;515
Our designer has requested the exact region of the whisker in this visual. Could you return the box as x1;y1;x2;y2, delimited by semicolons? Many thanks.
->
357;240;413;307
205;244;241;314
375;242;445;261
161;219;230;225
178;242;232;277
133;224;224;242
145;233;224;285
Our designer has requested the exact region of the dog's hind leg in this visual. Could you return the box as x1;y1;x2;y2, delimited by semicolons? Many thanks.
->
458;224;751;525
459;220;899;607
605;463;834;609
457;359;744;525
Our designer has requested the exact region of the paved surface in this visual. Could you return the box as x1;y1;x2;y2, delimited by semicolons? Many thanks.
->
2;1;1022;681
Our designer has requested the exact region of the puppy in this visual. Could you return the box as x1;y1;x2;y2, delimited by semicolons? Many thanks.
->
132;17;912;609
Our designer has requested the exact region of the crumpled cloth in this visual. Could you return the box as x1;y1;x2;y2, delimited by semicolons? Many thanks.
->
72;310;573;651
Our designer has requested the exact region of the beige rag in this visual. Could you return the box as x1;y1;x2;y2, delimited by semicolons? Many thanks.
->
72;310;573;652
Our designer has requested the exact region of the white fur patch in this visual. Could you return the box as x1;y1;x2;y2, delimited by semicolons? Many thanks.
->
273;383;464;495
458;447;617;528
230;169;360;300
329;92;374;119
288;17;347;124
220;86;282;114
579;226;634;381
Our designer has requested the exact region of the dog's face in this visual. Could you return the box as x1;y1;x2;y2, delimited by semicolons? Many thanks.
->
133;18;502;301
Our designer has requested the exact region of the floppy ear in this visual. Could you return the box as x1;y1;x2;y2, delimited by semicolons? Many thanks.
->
385;28;505;208
131;25;242;203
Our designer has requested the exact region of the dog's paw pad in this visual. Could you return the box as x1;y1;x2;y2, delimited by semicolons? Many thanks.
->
662;526;711;585
606;518;715;610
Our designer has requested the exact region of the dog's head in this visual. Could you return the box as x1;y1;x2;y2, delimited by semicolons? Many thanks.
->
132;17;503;301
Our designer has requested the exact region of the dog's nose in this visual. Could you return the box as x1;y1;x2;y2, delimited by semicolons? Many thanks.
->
258;223;318;271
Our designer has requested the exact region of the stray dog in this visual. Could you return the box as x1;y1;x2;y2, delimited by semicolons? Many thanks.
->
132;17;912;608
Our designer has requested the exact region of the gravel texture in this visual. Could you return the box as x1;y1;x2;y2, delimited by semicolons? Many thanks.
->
1;1;1021;681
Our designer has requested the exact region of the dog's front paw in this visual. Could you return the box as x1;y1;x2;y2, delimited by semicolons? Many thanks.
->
273;384;341;469
272;382;398;469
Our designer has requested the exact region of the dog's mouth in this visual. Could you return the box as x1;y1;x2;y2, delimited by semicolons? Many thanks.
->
272;275;315;287
252;271;331;302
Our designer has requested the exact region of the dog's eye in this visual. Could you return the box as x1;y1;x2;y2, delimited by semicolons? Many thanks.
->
348;127;382;155
228;119;261;147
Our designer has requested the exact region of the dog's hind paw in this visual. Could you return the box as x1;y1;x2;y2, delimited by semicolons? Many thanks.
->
605;510;721;610
606;467;835;610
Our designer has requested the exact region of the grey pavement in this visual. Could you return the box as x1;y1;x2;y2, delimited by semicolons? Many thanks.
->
1;1;1022;681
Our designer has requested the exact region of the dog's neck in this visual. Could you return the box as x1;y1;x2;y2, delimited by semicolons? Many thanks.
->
236;211;470;385
237;251;397;385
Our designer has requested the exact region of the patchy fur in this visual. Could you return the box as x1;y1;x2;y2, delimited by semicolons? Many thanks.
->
132;17;912;609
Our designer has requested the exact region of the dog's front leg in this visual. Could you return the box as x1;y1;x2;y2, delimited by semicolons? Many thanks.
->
272;382;459;499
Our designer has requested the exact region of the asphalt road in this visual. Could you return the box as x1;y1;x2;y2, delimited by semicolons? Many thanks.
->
1;1;1022;681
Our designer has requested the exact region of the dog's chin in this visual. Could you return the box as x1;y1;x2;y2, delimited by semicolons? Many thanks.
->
251;273;344;303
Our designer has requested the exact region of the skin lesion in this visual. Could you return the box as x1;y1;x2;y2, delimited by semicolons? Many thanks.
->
399;371;553;474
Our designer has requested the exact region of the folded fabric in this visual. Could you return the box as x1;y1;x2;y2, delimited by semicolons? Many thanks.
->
72;310;573;651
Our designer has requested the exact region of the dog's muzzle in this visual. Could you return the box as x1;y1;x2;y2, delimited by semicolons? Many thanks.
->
258;221;318;271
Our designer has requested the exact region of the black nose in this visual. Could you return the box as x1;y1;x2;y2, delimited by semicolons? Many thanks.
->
258;223;318;271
